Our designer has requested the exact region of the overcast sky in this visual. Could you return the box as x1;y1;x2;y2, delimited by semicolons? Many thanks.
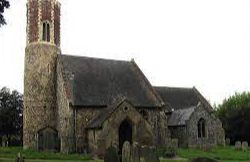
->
0;0;250;105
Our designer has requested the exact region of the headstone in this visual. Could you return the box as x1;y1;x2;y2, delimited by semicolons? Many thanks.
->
2;136;7;147
97;139;106;158
15;152;25;162
225;138;230;145
143;146;159;162
202;143;213;151
122;141;131;162
235;141;242;150
171;139;178;150
164;139;178;158
189;157;218;162
242;141;248;151
104;146;119;162
130;143;140;162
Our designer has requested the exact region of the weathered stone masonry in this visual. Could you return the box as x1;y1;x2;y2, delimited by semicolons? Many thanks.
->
24;0;61;150
24;43;60;149
23;0;225;154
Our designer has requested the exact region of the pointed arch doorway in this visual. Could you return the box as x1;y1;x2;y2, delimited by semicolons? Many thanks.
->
119;119;132;154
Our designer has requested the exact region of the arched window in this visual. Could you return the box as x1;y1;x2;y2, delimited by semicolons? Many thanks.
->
198;118;206;138
38;127;60;152
42;21;50;42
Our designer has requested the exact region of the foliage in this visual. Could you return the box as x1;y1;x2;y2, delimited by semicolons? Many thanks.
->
215;92;250;144
0;87;23;145
0;0;10;27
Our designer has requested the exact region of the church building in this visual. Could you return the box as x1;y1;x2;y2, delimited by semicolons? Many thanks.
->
23;0;225;154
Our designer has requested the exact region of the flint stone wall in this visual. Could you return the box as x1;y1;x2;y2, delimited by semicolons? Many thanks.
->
87;101;155;155
187;105;225;148
56;60;75;153
169;105;225;148
23;43;60;150
75;108;101;153
169;126;187;147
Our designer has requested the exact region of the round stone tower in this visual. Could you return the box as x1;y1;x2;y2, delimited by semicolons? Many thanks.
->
23;0;61;150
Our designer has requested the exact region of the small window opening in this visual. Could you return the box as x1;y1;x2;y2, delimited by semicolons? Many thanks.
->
124;107;128;111
48;64;50;73
139;110;149;121
198;118;206;138
42;21;50;42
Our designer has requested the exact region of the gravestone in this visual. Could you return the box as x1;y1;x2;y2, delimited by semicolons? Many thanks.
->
2;136;7;147
97;139;106;158
15;152;25;162
122;141;131;162
235;141;242;150
164;139;178;158
242;141;248;151
104;146;119;162
171;139;178;150
189;157;218;162
130;143;140;162
225;138;230;145
143;146;159;162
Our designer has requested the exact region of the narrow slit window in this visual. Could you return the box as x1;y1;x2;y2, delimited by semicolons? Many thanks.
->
42;23;46;41
48;64;50;73
42;22;50;42
47;23;50;42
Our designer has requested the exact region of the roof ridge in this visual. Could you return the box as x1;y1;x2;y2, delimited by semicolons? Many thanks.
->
86;98;133;129
192;87;213;112
61;54;131;63
130;60;165;107
174;105;196;112
154;86;194;90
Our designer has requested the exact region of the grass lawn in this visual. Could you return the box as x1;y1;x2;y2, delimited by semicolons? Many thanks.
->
0;146;250;162
178;146;250;162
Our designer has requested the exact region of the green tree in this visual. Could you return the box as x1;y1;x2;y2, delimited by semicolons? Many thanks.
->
215;92;250;144
0;0;10;27
0;87;23;146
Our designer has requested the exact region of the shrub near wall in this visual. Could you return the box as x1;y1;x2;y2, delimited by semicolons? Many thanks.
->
215;92;250;144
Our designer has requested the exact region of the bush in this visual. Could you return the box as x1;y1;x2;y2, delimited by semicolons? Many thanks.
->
215;92;250;144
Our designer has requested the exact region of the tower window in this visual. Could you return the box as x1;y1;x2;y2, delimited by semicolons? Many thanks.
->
198;118;206;138
42;21;50;42
48;64;50;73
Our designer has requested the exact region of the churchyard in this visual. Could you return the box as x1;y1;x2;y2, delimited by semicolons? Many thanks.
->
1;145;250;162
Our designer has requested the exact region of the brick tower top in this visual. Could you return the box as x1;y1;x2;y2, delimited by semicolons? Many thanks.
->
26;0;61;46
